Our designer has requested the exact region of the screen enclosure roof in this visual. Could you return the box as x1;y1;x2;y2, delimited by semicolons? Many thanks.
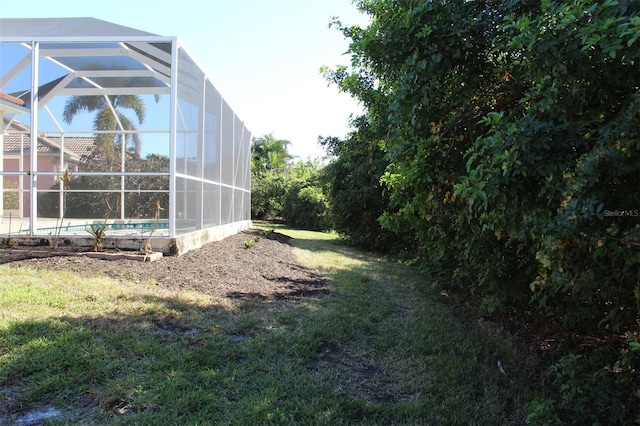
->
0;17;177;107
0;17;160;38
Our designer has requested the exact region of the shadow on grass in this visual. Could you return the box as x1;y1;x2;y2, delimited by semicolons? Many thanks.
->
2;266;417;425
1;289;331;424
0;242;539;425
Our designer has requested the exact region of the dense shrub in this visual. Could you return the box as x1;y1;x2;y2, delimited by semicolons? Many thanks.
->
527;345;640;424
327;0;640;421
250;169;286;220
2;181;19;211
250;140;330;231
320;124;405;252
280;161;329;231
282;183;328;231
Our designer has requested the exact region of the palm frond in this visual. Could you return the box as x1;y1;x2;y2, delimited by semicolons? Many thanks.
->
114;95;146;124
63;92;147;164
62;96;105;124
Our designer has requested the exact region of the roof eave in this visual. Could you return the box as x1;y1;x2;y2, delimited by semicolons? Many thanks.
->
0;99;29;115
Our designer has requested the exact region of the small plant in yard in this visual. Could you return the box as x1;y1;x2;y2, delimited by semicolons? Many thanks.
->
141;201;164;255
2;237;17;249
87;223;107;252
244;235;262;249
2;213;17;248
86;199;112;252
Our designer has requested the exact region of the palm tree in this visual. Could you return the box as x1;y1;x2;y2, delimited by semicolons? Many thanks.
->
251;133;293;173
61;92;150;220
63;94;146;169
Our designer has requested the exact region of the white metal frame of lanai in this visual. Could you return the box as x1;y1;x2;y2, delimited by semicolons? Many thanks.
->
0;18;251;250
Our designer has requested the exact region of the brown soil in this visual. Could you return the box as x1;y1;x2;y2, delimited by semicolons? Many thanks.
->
0;229;329;300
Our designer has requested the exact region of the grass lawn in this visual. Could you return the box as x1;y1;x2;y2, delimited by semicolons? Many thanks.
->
0;227;541;424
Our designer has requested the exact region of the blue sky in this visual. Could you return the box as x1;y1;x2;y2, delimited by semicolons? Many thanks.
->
0;0;368;160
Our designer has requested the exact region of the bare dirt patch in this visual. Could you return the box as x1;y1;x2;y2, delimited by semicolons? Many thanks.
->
0;229;328;300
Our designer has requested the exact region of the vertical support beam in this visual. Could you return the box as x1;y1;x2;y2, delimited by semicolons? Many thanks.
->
29;41;39;236
231;111;235;222
247;128;252;222
58;135;64;219
168;37;178;238
101;94;127;220
19;134;24;218
121;130;125;219
198;75;205;231
218;92;223;225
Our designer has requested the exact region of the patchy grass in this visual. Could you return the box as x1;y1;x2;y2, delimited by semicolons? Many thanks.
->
0;228;541;424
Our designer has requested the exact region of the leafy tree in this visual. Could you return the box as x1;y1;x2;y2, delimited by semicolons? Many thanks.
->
42;92;166;219
331;0;640;319
63;94;147;170
250;168;286;219
451;0;640;331
319;116;403;251
249;134;329;229
250;134;292;219
251;133;293;173
329;1;538;294
320;52;403;251
38;153;169;220
328;1;640;422
58;94;144;217
281;160;329;231
120;153;169;219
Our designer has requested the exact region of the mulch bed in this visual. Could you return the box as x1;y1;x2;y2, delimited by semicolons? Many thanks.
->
0;229;329;300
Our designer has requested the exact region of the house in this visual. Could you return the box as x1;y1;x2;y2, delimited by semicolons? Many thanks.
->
0;91;26;112
2;117;93;216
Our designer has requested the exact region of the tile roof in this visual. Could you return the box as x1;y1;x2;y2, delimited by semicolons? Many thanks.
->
0;91;25;106
47;136;95;158
2;118;93;159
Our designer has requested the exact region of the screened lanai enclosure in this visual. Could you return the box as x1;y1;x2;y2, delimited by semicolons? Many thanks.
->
0;18;251;254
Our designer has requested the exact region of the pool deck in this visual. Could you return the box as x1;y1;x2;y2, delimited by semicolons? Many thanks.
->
0;216;251;255
0;217;169;237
